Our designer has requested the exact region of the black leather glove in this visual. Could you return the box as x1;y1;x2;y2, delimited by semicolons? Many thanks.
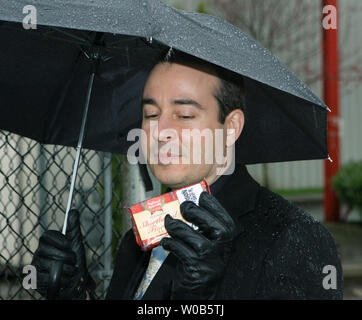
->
31;209;96;300
160;192;236;300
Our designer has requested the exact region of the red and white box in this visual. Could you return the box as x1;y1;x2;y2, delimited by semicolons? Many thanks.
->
126;180;210;251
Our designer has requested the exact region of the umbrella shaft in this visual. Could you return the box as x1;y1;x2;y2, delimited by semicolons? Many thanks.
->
62;71;96;235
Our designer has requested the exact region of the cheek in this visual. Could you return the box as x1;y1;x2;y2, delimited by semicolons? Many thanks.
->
141;123;155;145
141;123;148;139
140;124;151;157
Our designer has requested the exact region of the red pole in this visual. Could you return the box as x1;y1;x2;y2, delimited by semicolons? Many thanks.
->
322;0;340;222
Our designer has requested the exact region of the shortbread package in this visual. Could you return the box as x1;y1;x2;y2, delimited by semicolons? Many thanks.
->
127;180;210;251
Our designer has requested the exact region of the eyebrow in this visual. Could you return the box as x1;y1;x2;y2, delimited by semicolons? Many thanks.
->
141;98;203;110
141;98;156;107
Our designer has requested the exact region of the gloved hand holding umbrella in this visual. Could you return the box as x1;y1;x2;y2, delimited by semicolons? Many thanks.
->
32;209;96;300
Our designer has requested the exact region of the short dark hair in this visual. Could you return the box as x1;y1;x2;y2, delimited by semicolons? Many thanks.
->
159;49;245;124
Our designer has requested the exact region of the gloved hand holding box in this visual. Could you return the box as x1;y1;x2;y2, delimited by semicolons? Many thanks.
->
127;180;210;251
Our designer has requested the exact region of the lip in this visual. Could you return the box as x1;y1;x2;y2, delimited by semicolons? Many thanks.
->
157;153;181;164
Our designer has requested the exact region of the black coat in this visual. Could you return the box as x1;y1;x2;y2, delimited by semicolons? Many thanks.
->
106;165;343;300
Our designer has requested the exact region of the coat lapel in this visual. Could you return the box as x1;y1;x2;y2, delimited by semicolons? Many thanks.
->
214;165;260;235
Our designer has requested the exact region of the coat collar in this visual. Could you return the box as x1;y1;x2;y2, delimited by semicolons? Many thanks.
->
212;164;261;219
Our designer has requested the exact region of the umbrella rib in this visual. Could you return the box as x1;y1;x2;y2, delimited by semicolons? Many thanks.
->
46;26;92;46
41;33;89;47
0;23;90;46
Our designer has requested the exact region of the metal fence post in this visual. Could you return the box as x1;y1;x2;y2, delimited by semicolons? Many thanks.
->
121;160;161;237
322;0;341;221
103;152;113;296
37;144;48;233
121;161;146;237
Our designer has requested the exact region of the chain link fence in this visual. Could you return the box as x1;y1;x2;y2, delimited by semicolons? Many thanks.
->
0;130;125;300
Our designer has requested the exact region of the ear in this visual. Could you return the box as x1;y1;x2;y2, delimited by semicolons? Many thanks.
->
224;109;244;147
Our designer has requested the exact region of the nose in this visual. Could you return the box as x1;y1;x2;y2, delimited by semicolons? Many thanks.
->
151;115;178;143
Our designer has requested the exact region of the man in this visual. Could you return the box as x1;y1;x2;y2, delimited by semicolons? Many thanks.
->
32;51;343;300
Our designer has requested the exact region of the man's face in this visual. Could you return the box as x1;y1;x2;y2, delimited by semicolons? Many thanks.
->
141;62;229;189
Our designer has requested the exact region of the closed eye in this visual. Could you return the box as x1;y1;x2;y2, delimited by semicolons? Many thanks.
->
144;114;159;119
179;115;195;119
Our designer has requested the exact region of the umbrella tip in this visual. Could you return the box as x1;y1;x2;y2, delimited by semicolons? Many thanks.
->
327;106;332;112
165;47;174;61
327;155;333;163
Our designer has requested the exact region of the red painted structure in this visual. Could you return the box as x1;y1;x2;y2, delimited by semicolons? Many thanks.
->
322;0;340;221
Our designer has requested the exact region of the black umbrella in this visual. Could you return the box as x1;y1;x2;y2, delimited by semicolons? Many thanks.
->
0;0;329;228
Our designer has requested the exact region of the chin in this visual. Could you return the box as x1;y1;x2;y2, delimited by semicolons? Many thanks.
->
151;165;192;189
153;166;187;189
150;163;199;190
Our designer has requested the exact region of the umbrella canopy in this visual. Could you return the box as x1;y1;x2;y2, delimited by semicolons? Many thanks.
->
0;0;328;164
